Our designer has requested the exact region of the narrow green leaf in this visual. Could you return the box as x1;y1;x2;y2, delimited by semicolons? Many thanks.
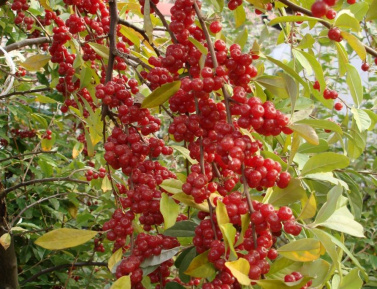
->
289;124;319;145
175;247;196;283
141;81;181;108
351;108;371;132
335;42;349;77
366;0;377;21
234;28;248;50
269;15;321;26
160;179;183;194
234;4;246;28
334;10;361;32
295;119;343;135
88;43;109;59
349;2;369;21
141;247;181;267
143;0;153;41
256;278;312;289
170;145;198;164
314;185;343;224
277;239;321;262
188;37;207;55
185;250;216;278
263;178;305;207
164;221;197;237
339;268;363;289
341;32;366;61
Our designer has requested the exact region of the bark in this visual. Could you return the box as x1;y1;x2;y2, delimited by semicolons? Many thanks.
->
0;184;19;289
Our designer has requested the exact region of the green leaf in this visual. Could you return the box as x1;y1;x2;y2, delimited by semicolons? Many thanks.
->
160;179;183;194
225;258;251;285
313;185;343;224
304;172;349;189
315;206;364;237
298;192;316;220
235;213;250;247
349;2;369;21
366;0;377;21
234;28;248;50
165;282;186;289
35;228;97;250
261;151;287;170
256;76;289;98
346;120;367;159
263;178;305;207
175;247;196;283
110;276;131;289
266;56;309;91
119;25;141;48
346;64;363;108
295;50;326;94
351;108;371;132
301;153;349;175
160;193;180;230
172;193;209;212
301;259;331;288
142;81;181;108
185;250;216;278
170;145;198;164
234;4;246;28
298;139;329;154
288;124;319;145
220;223;237;260
335;42;349;77
341;32;366;61
188;37;207;55
334;10;361;32
88;43;109;59
21;54;51;71
339;268;363;289
164;221;197;237
295;119;343;135
141;247;181;267
79;66;93;89
277;239;321;262
35;94;57;104
268;15;321;26
143;0;153;41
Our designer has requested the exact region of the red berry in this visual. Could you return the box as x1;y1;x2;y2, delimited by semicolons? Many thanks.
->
347;0;356;4
209;21;222;34
361;62;370;71
328;27;342;42
324;0;337;6
278;206;293;221
284;274;296;282
313;80;320;91
311;1;328;18
334;102;343;111
326;9;337;19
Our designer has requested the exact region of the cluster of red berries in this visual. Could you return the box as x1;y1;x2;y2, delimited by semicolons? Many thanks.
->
84;168;106;181
11;0;34;29
115;233;179;288
94;238;105;252
313;81;343;111
255;3;273;15
10;128;36;139
328;27;342;42
0;139;8;147
15;67;26;77
285;272;312;288
41;129;53;140
103;208;135;252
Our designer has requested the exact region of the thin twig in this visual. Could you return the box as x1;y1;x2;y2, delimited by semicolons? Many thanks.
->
0;151;57;163
0;88;51;100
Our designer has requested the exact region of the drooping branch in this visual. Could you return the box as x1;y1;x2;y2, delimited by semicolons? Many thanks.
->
117;19;161;56
0;37;51;55
0;88;51;100
278;0;377;58
0;151;56;163
20;262;108;285
0;177;88;198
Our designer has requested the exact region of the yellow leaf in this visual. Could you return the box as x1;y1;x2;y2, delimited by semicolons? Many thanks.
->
216;201;230;226
298;192;316;220
185;250;216;278
225;258;251;285
0;233;11;250
288;124;319;145
101;177;112;192
72;142;84;159
21;55;51;71
172;193;209;212
160;193;180;229
68;205;78;219
35;228;97;250
41;134;56;151
108;248;123;271
110;275;131;289
341;31;366;61
39;0;51;10
277;239;321;262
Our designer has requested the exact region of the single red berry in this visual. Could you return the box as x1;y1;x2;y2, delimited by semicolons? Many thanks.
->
313;80;320;90
284;274;296;282
278;206;293;221
347;0;356;4
255;9;263;15
324;0;337;6
328;27;342;42
209;21;222;34
361;62;370;71
311;1;328;18
375;58;377;65
334;102;343;111
326;9;337;19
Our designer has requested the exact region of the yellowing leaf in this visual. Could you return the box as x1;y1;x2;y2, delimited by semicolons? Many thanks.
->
101;176;112;192
334;11;361;32
35;228;97;250
185;251;216;278
160;193;180;229
256;278;312;289
160;179;183;194
216;201;230;226
68;205;78;219
21;55;51;71
341;31;366;61
277;239;321;262
108;248;123;271
119;25;141;48
288;124;319;145
72;142;84;159
142;81;181;108
41;134;56;151
0;233;11;250
170;145;198;164
39;0;51;10
225;258;251;285
110;275;131;289
172;193;209;212
298;192;316;220
88;43;109;59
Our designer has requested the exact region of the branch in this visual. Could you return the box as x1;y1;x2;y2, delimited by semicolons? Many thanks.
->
150;2;178;44
0;151;57;163
0;88;51;100
1;177;88;198
242;165;257;249
278;0;377;58
20;261;108;285
0;37;51;55
118;19;161;56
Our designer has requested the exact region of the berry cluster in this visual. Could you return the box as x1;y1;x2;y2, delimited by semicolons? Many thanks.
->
41;129;52;140
11;0;33;30
284;272;312;288
84;167;106;181
10;128;36;139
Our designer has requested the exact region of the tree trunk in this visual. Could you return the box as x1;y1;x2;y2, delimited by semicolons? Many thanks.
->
0;184;19;289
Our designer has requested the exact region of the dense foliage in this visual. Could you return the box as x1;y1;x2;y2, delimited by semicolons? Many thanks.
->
1;0;377;288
